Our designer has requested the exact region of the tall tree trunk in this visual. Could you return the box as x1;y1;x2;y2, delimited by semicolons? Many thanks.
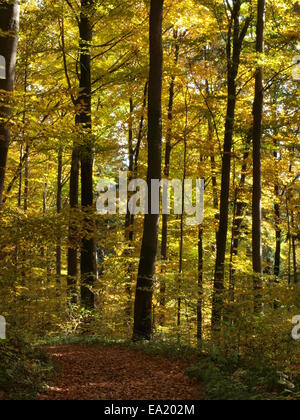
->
205;80;219;240
134;81;148;176
286;196;292;285
56;147;63;284
124;84;148;320
124;97;135;319
209;121;219;237
160;33;179;315
126;81;148;241
252;0;265;313
60;6;79;302
21;140;29;283
15;42;29;282
229;131;251;300
130;81;148;233
125;97;135;241
133;0;164;341
19;52;28;207
178;136;187;327
291;211;297;283
24;144;29;212
79;0;98;310
197;227;204;344
42;173;51;283
0;1;19;210
212;1;250;329
67;142;79;302
274;178;281;278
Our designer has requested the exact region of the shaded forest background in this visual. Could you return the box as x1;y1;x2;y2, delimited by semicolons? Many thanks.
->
0;0;299;399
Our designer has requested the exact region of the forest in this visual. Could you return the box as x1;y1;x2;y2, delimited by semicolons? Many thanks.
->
0;0;299;402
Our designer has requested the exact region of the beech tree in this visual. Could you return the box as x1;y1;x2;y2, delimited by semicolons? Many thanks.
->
252;0;265;313
160;30;180;315
0;0;19;209
133;0;164;341
212;0;251;328
63;0;98;308
78;0;98;310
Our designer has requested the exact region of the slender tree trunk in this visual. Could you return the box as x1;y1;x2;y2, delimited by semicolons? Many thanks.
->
125;98;135;241
79;0;98;310
24;144;29;211
19;55;28;207
212;81;237;328
21;140;29;283
60;6;79;302
0;1;19;210
134;81;148;176
124;97;135;319
205;80;219;239
291;211;297;283
229;131;251;300
133;0;164;341
178;137;187;327
42;174;51;283
160;34;179;315
56;147;63;284
67;142;79;302
127;81;148;239
124;84;148;320
287;163;297;284
252;0;265;313
274;184;281;278
18;144;23;207
160;82;175;261
212;1;250;329
197;227;203;344
15;44;28;281
209;126;219;237
286;196;292;285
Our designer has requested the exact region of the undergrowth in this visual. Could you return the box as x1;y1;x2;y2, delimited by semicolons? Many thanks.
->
0;336;52;400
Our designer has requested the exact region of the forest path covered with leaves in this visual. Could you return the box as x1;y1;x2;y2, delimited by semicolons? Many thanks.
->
38;345;202;400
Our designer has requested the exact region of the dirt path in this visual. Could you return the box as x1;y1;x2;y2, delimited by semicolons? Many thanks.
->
38;345;202;400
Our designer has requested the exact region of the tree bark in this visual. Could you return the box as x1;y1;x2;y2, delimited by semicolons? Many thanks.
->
56;147;63;284
273;178;281;278
197;227;203;344
252;0;265;313
124;84;148;319
205;79;219;239
67;141;79;302
0;1;19;210
79;0;98;310
125;97;135;241
229;131;251;300
178;136;187;327
134;81;148;176
212;1;250;329
286;196;291;285
133;0;164;341
291;211;297;283
126;81;148;241
160;32;179;315
23;143;30;211
19;52;29;208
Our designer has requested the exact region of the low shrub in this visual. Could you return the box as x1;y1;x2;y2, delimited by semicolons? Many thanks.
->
0;336;52;400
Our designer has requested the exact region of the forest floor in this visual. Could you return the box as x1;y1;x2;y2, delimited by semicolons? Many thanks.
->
37;345;203;400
